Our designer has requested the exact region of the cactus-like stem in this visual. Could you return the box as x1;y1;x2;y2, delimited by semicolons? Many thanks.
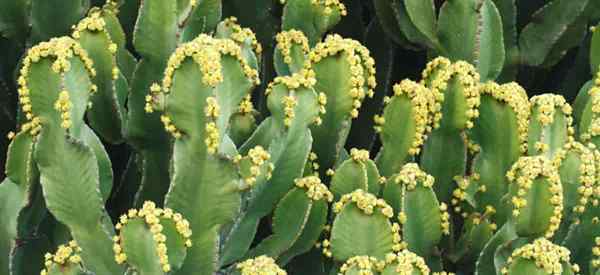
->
528;94;574;159
552;141;597;242
309;34;376;175
420;58;480;204
274;30;310;76
328;189;400;261
468;82;530;225
374;80;433;177
245;176;331;261
112;201;192;274
149;33;259;274
382;163;448;259
221;70;321;266
500;238;579;275
15;37;122;274
73;9;126;144
577;72;600;148
280;0;347;46
330;148;381;200
39;241;86;275
506;156;563;239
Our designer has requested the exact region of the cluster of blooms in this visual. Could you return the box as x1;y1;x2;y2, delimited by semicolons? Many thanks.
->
421;58;481;130
275;29;310;65
333;189;393;218
162;35;259;91
479;82;531;153
384;250;430;275
113;201;192;273
204;97;221;154
420;57;450;128
506;156;563;238
338;256;384;275
244;146;273;187
40;241;82;275
591;237;600;268
54;90;73;129
530;94;575;154
238;95;254;114
376;80;431;156
309;34;376;118
349;148;370;162
265;69;322;126
221;17;262;57
72;10;120;79
308;152;320;173
294;176;333;201
282;95;298;127
280;0;347;16
236;255;287;275
394;163;435;190
451;61;481;129
501;238;578;275
450;175;472;215
17;37;95;136
580;71;600;141
159;112;182;139
553;141;597;214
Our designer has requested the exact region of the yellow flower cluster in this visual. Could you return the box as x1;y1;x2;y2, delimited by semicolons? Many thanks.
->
294;176;333;201
591;237;600;268
244;146;273;187
113;201;192;273
349;148;370;162
72;11;119;81
377;80;431;156
40;241;82;275
452;62;481;129
393;163;435;190
308;151;320;173
333;189;394;218
310;34;376;118
236;255;287;275
145;83;160;113
265;69;317;95
222;17;262;56
54;90;73;129
384;250;430;275
18;37;95;135
162;34;259;92
160;115;182;139
506;156;563;238
275;29;310;65
238;95;254;114
282;95;298;127
339;256;384;275
205;122;219;154
553;141;597;214
479;82;531;153
205;96;220;119
316;92;327;125
278;0;347;16
421;57;451;128
581;71;600;141
450;176;471;215
530;94;573;126
439;203;451;235
501;238;576;275
391;222;406;251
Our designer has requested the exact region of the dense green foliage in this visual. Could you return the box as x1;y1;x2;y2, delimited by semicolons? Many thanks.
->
1;0;600;274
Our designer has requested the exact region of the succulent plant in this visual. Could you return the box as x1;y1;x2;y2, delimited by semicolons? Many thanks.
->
0;1;600;275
